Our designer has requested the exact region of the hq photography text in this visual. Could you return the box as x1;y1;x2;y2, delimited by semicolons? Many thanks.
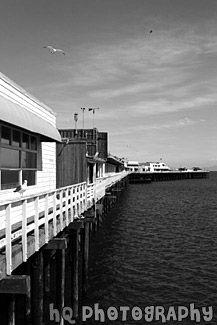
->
49;303;214;323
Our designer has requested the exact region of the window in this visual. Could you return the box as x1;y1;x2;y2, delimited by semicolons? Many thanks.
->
0;123;39;190
22;133;29;149
1;148;20;168
30;136;37;150
12;130;21;147
1;170;19;190
22;152;37;168
1;126;11;145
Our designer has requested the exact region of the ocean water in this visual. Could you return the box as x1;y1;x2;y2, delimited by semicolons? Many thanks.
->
81;172;217;324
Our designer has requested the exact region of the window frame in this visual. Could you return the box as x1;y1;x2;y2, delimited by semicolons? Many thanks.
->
0;122;39;190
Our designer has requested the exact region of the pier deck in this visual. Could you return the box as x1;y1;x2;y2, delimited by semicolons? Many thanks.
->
0;171;128;280
129;171;209;183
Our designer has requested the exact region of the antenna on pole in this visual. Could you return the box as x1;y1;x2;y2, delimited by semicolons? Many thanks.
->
88;107;100;128
74;113;78;134
81;108;86;129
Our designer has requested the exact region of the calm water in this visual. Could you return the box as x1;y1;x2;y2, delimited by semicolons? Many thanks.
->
80;172;217;324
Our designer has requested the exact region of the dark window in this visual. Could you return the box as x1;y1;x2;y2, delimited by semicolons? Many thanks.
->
0;123;39;190
1;170;19;190
30;136;37;150
22;133;29;149
12;130;21;147
1;148;20;168
22;170;36;186
22;152;37;168
1;126;11;145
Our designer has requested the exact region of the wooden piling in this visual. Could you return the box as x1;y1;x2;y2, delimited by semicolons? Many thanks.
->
71;228;80;319
44;238;67;325
31;252;44;325
82;222;90;297
8;294;15;325
43;249;51;325
56;248;65;325
24;260;32;325
43;250;51;298
25;283;31;325
0;275;31;324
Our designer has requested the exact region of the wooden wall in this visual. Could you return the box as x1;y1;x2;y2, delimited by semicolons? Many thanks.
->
0;73;58;201
97;132;108;159
59;129;108;160
56;141;87;188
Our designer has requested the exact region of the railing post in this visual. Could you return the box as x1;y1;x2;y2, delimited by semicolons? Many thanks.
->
70;187;74;222
5;203;12;275
34;196;39;251
74;187;78;217
85;182;88;211
65;188;69;226
53;192;57;236
22;199;28;262
60;190;63;231
45;194;49;243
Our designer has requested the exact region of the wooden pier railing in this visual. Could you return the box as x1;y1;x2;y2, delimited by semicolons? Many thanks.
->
0;171;128;279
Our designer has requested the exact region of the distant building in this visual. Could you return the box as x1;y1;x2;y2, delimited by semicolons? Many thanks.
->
140;161;171;172
0;72;61;201
105;154;125;174
192;167;202;171
57;128;108;186
177;166;202;172
177;167;187;172
125;161;139;172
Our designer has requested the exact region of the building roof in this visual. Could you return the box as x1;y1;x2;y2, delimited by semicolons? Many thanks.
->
0;72;56;116
107;155;124;166
127;161;139;165
0;95;61;142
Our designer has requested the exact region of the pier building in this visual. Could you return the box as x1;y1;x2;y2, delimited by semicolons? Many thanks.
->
0;72;61;201
140;161;171;172
0;72;128;324
105;154;125;174
125;160;139;172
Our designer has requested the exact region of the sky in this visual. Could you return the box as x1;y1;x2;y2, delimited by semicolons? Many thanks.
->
0;0;217;168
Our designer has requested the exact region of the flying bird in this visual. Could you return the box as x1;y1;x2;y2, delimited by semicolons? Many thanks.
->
43;45;66;55
14;180;28;197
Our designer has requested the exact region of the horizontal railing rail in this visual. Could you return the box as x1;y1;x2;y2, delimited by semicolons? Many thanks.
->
0;171;128;276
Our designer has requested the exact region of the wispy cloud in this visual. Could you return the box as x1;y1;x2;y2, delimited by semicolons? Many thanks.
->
124;95;217;117
38;24;217;126
110;117;203;136
44;23;217;89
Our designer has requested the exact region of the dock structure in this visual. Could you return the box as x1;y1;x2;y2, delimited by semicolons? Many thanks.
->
0;71;210;324
0;72;129;324
129;171;209;183
0;74;131;325
0;171;129;324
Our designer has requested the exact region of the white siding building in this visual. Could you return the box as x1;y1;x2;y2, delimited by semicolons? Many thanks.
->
0;72;61;202
141;162;171;172
125;161;139;172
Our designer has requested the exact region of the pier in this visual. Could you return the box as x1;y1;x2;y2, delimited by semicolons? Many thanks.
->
0;72;130;324
0;72;211;324
0;172;128;324
129;171;209;183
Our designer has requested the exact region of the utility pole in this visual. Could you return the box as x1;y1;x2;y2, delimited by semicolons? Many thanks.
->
74;113;78;134
81;108;86;129
88;107;100;128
